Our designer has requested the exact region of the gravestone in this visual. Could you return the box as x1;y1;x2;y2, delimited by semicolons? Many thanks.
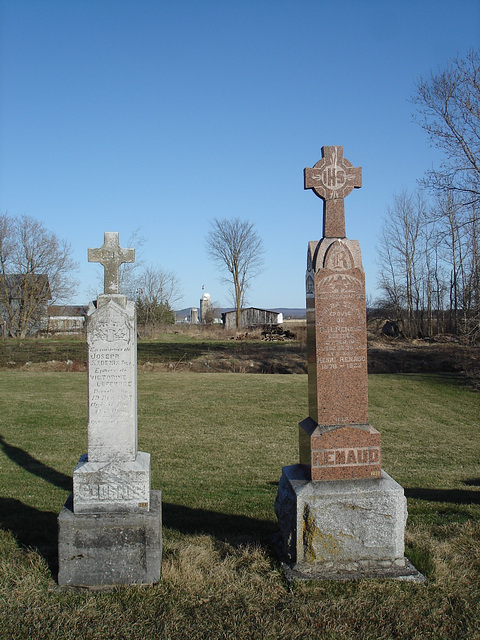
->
275;147;420;580
58;232;162;587
302;146;379;481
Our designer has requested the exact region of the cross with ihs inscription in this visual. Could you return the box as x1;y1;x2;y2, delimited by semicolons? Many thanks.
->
88;232;135;295
304;146;362;238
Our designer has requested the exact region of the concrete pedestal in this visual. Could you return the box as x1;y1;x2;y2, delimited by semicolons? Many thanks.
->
275;465;421;580
58;490;162;587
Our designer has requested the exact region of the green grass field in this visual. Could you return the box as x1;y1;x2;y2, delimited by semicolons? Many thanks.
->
0;371;479;639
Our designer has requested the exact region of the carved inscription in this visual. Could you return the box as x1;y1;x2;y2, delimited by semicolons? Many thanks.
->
316;296;366;372
89;346;135;446
77;482;147;502
312;240;368;426
312;447;380;467
87;299;137;461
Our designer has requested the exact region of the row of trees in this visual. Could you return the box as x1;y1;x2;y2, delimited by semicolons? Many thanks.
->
0;212;265;336
377;188;479;340
376;49;480;342
0;218;185;337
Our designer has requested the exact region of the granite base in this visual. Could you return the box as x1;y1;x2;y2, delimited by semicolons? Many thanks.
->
58;490;162;587
274;465;422;580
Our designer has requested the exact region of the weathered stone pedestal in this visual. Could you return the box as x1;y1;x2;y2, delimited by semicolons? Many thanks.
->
58;491;162;587
274;465;420;580
58;233;162;587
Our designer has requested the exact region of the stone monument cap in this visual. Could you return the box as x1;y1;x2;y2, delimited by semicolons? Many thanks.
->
304;146;362;238
88;232;135;295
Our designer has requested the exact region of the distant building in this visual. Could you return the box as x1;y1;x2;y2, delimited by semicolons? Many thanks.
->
200;289;212;323
47;305;88;334
221;307;283;330
190;307;199;324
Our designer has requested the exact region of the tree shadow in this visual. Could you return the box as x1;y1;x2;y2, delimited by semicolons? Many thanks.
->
162;502;277;546
463;478;480;487
0;434;72;492
0;434;72;579
0;497;59;578
405;487;480;504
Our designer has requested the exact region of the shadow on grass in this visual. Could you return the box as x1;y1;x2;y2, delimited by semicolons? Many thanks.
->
0;498;59;578
464;478;480;487
162;502;277;545
0;435;72;492
0;435;71;579
405;487;480;504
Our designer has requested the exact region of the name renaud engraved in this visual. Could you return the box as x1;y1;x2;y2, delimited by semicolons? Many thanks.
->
313;447;380;467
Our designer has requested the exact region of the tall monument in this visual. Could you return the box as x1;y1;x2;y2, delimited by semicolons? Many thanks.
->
58;232;162;587
275;148;418;580
301;146;380;481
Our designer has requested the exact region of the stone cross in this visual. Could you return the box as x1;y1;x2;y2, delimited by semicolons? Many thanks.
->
88;232;135;295
304;146;362;238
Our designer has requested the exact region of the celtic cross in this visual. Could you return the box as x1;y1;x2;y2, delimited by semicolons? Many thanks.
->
304;146;362;238
88;232;135;295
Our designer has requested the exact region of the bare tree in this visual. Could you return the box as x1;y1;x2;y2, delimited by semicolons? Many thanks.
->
0;213;78;337
434;192;480;339
376;51;480;341
412;48;480;208
376;189;428;337
133;265;183;328
201;300;219;324
205;218;264;328
119;227;147;297
410;50;480;341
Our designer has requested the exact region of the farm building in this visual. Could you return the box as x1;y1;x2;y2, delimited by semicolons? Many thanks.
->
221;307;283;330
47;305;88;333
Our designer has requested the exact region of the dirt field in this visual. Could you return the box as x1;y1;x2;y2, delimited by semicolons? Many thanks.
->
3;325;478;389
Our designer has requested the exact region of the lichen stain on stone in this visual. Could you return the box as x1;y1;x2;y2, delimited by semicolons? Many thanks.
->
302;504;341;563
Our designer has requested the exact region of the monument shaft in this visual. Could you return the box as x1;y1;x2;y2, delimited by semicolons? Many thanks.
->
307;238;368;426
301;146;380;482
87;296;137;462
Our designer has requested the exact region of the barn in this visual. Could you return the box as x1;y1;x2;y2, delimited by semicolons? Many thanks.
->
221;307;283;330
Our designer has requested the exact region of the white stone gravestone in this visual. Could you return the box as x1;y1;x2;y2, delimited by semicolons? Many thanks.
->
58;232;162;587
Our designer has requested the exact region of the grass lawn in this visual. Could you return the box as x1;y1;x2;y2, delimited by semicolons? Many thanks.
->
0;371;479;639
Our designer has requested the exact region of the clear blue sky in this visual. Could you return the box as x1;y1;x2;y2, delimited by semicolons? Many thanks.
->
1;1;479;309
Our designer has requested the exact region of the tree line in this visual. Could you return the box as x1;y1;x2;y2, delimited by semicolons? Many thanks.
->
376;49;479;343
0;213;263;336
2;49;477;339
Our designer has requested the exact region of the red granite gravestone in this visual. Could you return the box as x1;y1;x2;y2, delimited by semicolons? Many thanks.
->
273;147;419;581
300;146;381;481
